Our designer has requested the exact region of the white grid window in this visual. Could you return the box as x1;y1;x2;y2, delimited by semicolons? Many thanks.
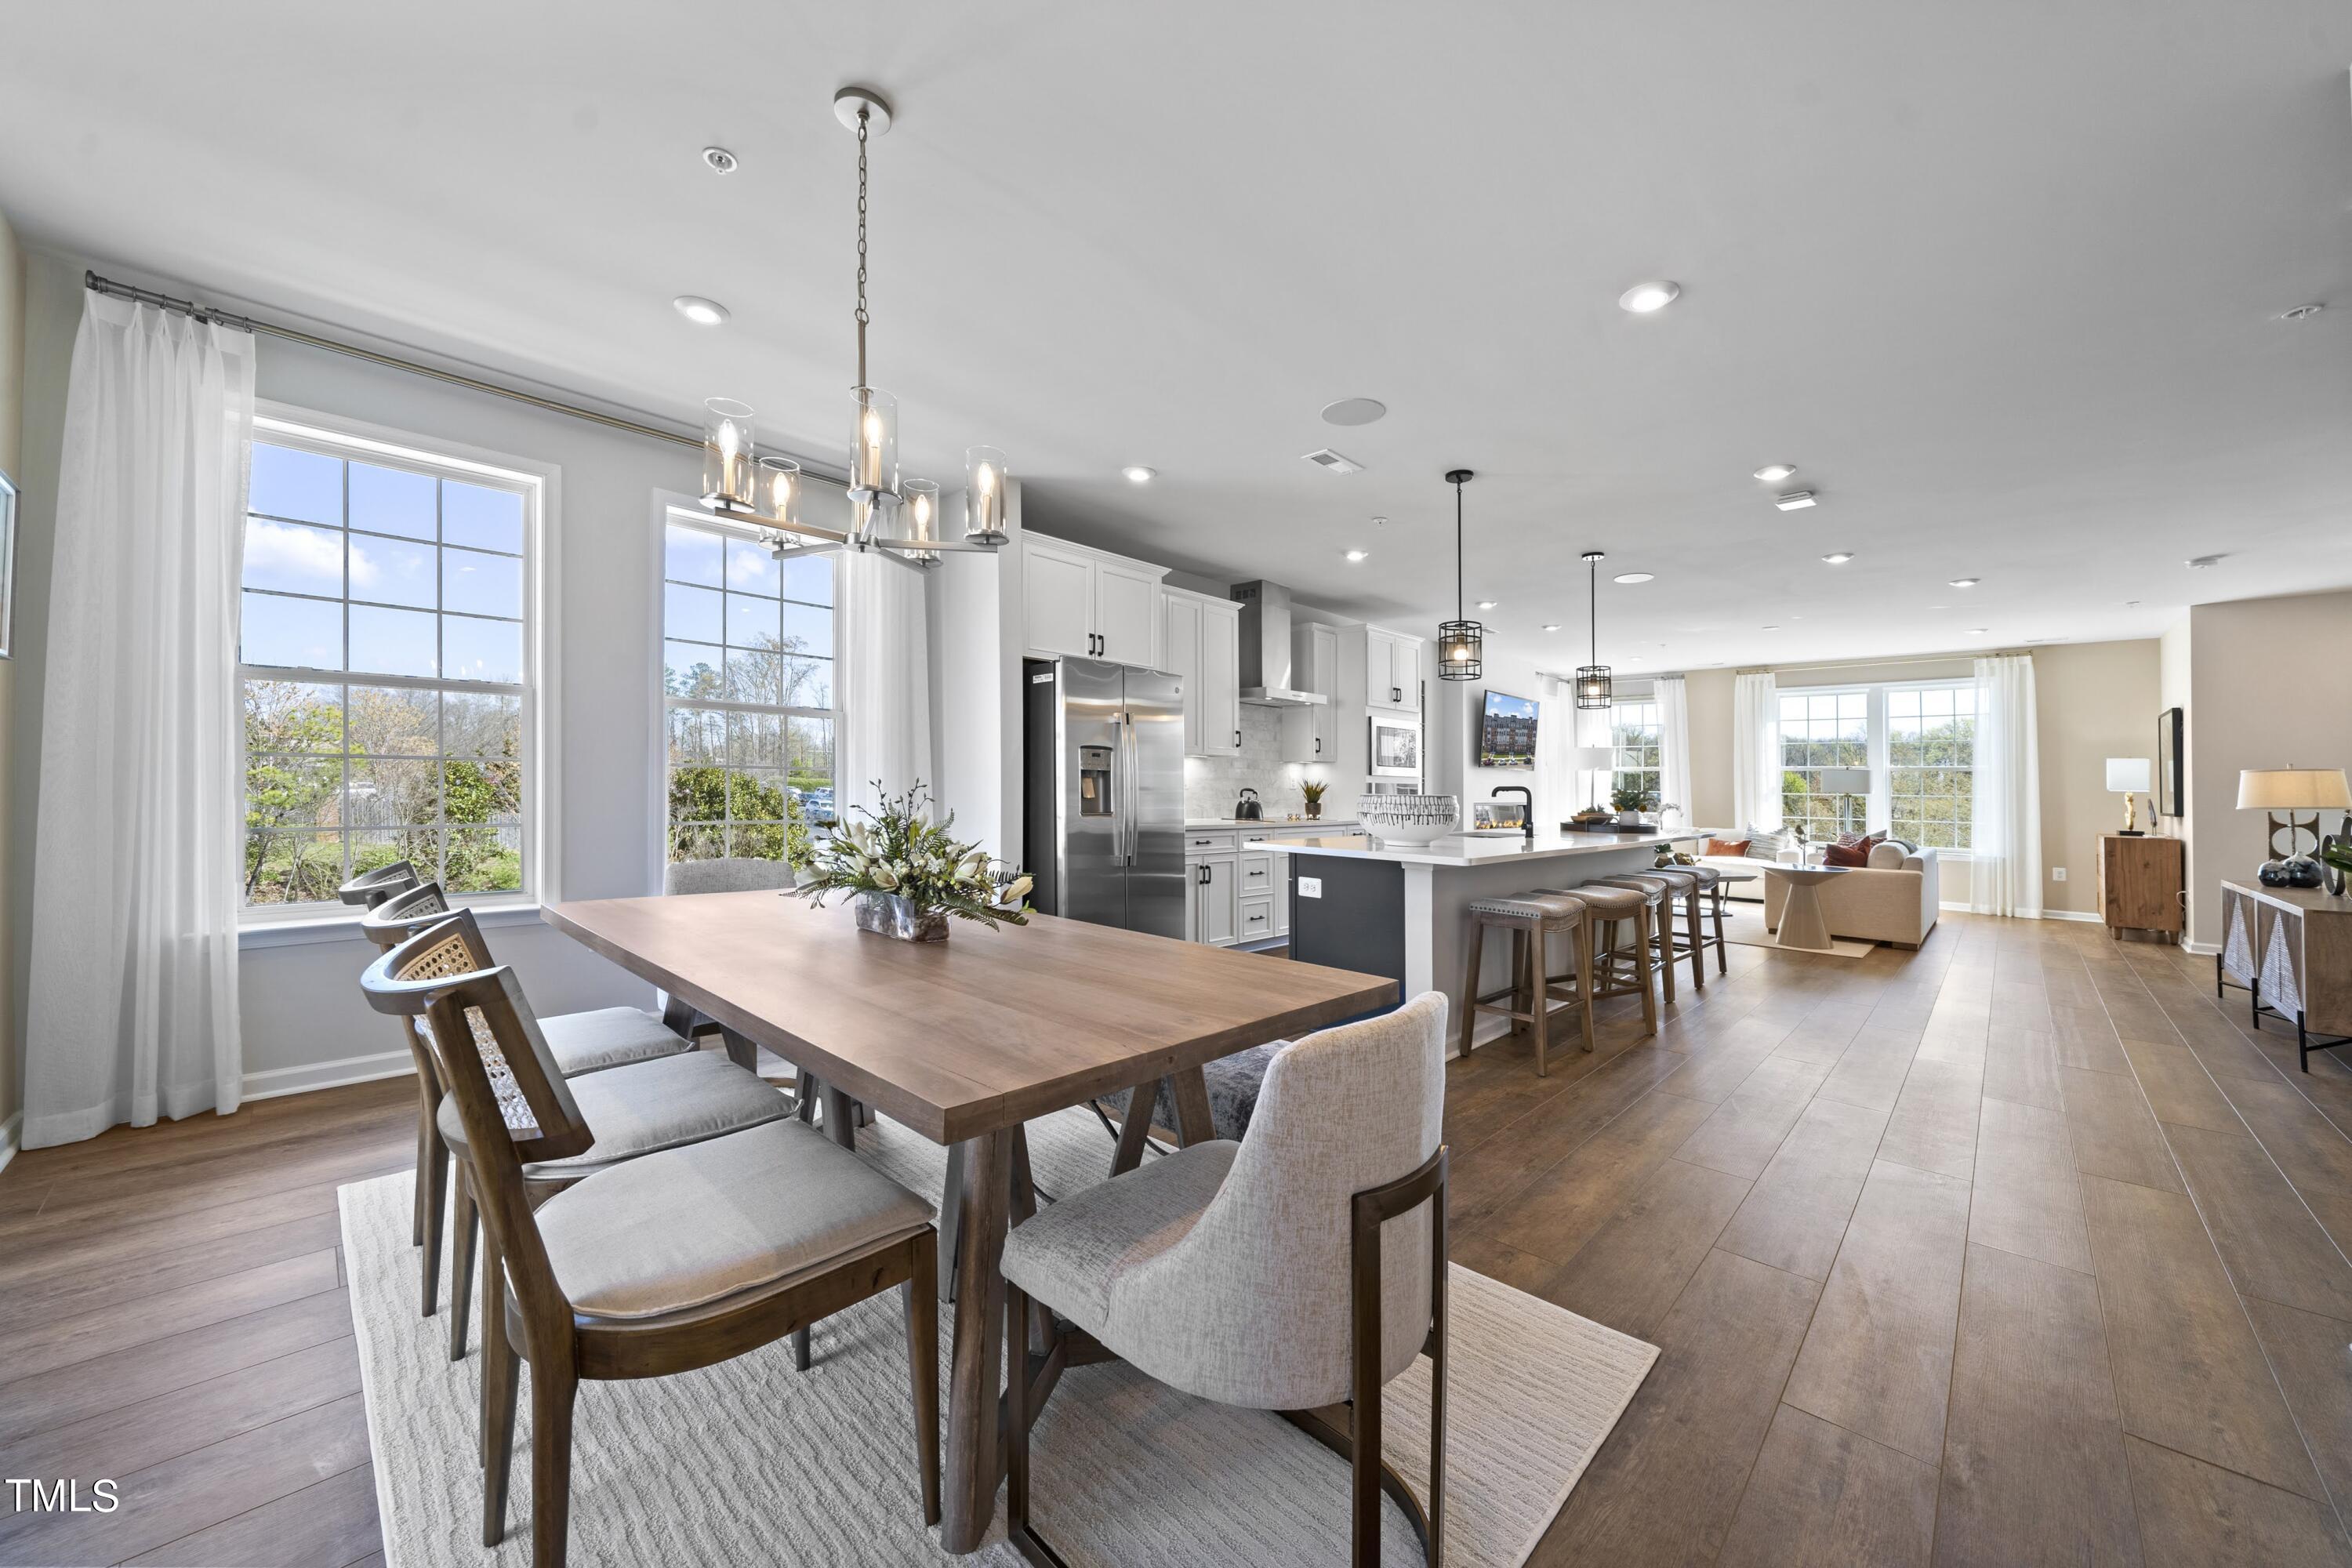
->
240;423;537;909
1611;699;1661;803
1778;688;1869;841
1887;684;1976;850
662;516;836;864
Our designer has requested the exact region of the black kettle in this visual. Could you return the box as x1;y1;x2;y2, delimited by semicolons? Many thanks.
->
1235;787;1265;821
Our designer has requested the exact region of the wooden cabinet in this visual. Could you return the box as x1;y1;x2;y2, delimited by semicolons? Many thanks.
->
1280;620;1341;765
1163;588;1241;757
1022;534;1166;666
1367;626;1423;713
2219;880;2352;1070
2100;833;2183;939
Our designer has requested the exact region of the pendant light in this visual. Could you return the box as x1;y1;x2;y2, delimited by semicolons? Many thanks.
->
1575;550;1613;710
1438;469;1483;681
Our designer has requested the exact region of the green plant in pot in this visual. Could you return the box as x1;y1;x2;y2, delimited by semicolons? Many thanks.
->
797;781;1030;942
1301;779;1327;820
1609;782;1659;823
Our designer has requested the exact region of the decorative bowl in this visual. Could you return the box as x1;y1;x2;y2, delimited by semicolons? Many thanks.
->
1356;793;1460;846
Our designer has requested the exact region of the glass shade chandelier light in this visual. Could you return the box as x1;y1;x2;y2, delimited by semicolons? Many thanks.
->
1574;550;1613;710
699;85;1006;565
1437;468;1483;681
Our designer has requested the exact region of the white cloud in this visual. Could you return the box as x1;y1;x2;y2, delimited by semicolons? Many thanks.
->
245;518;355;586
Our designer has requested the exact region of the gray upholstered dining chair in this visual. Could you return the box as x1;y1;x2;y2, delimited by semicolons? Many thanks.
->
359;881;698;1325
1001;991;1451;1568
360;918;940;1568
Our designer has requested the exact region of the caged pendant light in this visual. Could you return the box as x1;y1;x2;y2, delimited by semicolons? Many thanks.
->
1438;468;1483;681
1574;550;1613;710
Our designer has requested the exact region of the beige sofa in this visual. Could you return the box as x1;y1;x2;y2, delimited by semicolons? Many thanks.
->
1759;843;1942;947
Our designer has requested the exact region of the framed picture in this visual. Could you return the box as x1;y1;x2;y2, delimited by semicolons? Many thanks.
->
2156;706;2184;818
0;466;16;659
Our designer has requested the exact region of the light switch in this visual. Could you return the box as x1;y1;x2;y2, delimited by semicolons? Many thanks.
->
2052;867;2067;882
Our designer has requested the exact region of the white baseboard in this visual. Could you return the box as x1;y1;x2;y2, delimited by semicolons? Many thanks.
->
0;1112;20;1178
241;1048;416;1102
2042;909;2104;924
2185;940;2220;956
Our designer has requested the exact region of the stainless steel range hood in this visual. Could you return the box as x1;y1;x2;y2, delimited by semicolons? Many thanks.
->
1231;579;1329;707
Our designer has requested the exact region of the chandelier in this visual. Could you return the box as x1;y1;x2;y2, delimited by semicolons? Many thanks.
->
1575;550;1613;710
1437;468;1482;681
700;86;1007;564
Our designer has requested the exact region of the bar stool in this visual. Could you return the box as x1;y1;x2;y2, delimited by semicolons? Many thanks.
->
1678;863;1733;977
1546;881;1661;1038
1580;869;1692;1001
1459;891;1595;1075
1599;866;1710;994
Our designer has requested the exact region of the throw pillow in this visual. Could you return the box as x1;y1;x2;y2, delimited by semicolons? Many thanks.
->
1824;841;1872;867
1867;840;1908;869
1703;837;1751;858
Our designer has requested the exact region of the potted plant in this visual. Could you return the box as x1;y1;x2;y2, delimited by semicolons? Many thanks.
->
796;782;1030;942
1301;779;1327;820
1609;782;1658;825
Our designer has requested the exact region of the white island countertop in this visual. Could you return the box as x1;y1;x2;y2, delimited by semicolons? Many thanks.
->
1260;827;1715;869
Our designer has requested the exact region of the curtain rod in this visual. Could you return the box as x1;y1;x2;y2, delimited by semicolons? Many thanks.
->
1756;652;1980;678
85;270;705;452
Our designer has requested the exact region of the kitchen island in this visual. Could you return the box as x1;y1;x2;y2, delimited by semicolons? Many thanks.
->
1262;828;1713;1051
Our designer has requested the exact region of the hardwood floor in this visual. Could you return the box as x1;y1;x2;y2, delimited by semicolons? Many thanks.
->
4;913;2351;1564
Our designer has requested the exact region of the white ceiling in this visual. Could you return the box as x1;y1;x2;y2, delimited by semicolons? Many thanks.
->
3;2;2348;673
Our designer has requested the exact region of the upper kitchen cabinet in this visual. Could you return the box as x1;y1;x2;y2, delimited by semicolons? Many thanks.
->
1163;587;1241;757
1279;619;1341;764
1022;534;1167;666
1365;625;1424;713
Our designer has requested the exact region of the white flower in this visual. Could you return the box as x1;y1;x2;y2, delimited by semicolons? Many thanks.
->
1003;874;1033;903
869;864;899;891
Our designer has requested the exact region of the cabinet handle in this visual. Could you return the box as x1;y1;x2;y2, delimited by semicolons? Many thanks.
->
1315;736;1322;755
1233;728;1241;748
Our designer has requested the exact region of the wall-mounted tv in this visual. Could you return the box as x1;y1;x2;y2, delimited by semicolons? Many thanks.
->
1479;690;1538;769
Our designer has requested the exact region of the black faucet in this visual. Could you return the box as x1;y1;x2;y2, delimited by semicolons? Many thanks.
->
1492;784;1535;844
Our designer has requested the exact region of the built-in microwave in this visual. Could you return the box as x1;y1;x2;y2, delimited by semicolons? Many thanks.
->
1367;712;1421;782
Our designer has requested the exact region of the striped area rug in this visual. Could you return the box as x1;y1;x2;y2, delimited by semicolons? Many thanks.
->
342;1105;1656;1568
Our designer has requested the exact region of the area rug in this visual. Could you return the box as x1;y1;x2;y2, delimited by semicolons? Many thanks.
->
341;1104;1657;1568
1715;898;1875;959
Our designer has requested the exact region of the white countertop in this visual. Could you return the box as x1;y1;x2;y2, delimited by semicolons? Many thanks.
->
1185;818;1356;832
1259;827;1711;868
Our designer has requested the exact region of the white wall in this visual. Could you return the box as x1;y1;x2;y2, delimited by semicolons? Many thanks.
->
6;254;870;1096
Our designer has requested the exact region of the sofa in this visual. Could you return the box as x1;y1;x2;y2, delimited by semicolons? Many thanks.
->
1694;837;1941;948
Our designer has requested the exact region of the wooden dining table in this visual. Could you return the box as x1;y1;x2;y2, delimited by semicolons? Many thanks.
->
543;889;1399;1555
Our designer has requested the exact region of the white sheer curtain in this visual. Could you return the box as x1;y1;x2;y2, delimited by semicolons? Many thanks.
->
1732;670;1782;831
836;547;933;822
1656;675;1693;829
1970;652;2042;916
23;292;255;1148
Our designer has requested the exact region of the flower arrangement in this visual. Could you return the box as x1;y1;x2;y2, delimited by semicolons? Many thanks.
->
797;782;1030;940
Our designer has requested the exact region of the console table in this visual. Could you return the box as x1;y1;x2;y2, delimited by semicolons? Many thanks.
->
2218;880;2352;1072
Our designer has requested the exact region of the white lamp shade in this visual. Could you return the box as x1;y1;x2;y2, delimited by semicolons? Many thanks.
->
1817;767;1871;793
2237;768;2352;811
1573;746;1615;771
2105;757;2151;793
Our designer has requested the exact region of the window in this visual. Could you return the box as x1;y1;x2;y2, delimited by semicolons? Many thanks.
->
240;421;540;911
1886;683;1976;850
662;515;835;866
1610;699;1661;803
1778;689;1869;841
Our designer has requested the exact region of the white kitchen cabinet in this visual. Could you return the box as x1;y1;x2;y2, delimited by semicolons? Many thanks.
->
1367;626;1423;713
1022;533;1167;666
1162;588;1242;757
1279;620;1341;765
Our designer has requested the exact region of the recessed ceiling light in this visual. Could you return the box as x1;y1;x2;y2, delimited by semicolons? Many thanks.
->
1760;625;1780;631
1541;623;1561;632
1947;577;1980;588
1121;465;1156;484
1773;491;1817;510
1613;571;1655;584
1343;549;1369;563
1476;600;1499;611
1968;627;1989;634
1618;280;1681;314
672;296;730;325
1820;552;1854;564
2281;303;2325;321
702;146;739;174
2186;554;2223;568
1320;397;1388;426
1754;463;1797;484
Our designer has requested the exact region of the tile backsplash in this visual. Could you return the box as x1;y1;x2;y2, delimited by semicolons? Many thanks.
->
1183;705;1323;819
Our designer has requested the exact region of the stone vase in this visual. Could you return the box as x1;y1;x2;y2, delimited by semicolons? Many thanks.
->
853;890;949;942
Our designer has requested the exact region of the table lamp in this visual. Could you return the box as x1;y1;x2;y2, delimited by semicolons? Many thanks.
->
1817;767;1871;837
1573;746;1615;812
2106;757;2151;835
2237;767;2352;888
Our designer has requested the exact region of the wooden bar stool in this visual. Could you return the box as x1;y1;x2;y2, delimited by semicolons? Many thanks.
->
1594;867;1709;994
1549;881;1661;1038
1679;863;1735;977
1459;892;1595;1075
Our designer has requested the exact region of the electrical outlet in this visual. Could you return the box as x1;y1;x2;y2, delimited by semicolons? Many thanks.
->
2051;867;2067;882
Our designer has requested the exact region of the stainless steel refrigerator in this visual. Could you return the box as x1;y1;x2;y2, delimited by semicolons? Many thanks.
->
1022;657;1186;938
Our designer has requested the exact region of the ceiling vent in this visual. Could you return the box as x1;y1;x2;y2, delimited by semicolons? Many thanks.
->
1301;448;1365;475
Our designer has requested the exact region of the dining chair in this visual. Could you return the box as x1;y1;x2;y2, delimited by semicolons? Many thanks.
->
359;884;699;1326
360;920;941;1568
338;858;423;909
1001;991;1450;1568
659;855;826;1102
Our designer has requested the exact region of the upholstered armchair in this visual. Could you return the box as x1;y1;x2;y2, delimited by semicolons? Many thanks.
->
1001;991;1451;1566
